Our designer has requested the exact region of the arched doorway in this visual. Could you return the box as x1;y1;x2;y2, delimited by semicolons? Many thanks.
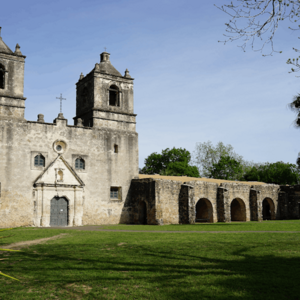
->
138;201;147;225
262;198;275;220
231;198;246;221
50;197;69;226
195;198;213;222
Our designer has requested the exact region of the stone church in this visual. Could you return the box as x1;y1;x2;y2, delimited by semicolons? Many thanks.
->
0;31;138;227
0;30;299;228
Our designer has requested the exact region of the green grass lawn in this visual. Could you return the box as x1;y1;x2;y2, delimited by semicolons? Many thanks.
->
0;223;300;300
103;220;300;231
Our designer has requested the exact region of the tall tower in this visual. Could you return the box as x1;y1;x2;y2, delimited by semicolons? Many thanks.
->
0;28;26;120
74;52;136;131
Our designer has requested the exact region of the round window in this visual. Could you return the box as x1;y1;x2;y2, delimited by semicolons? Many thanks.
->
53;140;67;154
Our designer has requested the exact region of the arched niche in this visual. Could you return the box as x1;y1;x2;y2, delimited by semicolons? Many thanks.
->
231;198;246;222
195;198;213;223
262;198;275;220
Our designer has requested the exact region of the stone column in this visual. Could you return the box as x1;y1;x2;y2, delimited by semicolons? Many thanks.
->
256;191;263;222
217;187;230;222
250;189;259;221
179;184;194;224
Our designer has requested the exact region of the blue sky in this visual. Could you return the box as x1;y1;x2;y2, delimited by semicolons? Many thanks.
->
1;0;299;168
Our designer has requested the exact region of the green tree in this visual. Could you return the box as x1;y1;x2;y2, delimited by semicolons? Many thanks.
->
208;155;244;180
243;161;300;185
192;141;253;177
141;147;200;177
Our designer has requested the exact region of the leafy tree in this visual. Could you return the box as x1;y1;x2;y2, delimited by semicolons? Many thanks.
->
141;147;200;177
243;161;300;185
208;155;244;180
192;141;252;177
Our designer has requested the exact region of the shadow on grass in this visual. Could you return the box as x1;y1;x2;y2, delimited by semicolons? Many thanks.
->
1;242;300;300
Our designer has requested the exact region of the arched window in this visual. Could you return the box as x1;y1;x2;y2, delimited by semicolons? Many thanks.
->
0;64;5;89
34;154;45;167
75;158;85;170
109;85;119;106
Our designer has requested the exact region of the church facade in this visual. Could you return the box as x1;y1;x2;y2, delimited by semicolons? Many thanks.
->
0;30;299;228
0;33;138;228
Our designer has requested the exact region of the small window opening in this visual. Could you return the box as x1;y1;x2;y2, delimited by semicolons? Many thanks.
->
75;158;85;170
34;154;45;167
109;85;119;106
0;64;5;90
114;144;118;153
110;187;120;199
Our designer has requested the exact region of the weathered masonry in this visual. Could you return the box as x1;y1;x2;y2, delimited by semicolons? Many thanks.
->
0;31;138;228
124;176;299;225
0;29;299;228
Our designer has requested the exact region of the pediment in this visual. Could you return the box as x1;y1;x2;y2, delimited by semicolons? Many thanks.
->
34;155;84;187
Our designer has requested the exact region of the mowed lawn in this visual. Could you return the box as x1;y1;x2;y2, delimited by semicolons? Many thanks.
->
0;221;299;300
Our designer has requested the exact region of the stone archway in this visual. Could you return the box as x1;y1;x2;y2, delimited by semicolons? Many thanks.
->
195;198;213;223
262;198;275;220
50;197;69;226
231;198;246;222
138;201;147;225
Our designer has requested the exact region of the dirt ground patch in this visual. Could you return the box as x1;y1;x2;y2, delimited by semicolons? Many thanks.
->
1;233;68;250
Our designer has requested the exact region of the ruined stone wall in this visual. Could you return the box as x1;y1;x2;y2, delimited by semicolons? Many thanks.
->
155;179;182;225
220;183;251;222
252;184;279;220
126;179;183;225
122;178;156;225
125;178;296;225
0;117;138;227
278;185;300;219
187;181;218;223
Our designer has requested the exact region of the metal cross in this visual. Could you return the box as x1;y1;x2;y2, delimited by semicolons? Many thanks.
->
104;47;107;52
56;93;66;113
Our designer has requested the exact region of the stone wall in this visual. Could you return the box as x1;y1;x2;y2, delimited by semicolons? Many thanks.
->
0;116;138;228
187;181;218;223
252;184;279;220
278;185;300;219
127;178;285;225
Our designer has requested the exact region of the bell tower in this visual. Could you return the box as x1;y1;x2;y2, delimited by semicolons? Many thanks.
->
74;52;136;131
0;27;26;120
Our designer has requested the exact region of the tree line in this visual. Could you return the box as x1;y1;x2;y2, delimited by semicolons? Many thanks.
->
140;141;300;185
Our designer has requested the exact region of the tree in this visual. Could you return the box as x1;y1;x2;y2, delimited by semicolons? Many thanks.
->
192;141;251;177
243;161;300;184
141;147;200;177
209;155;244;180
216;0;300;62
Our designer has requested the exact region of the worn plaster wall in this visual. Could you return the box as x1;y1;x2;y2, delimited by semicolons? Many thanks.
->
155;179;182;225
0;116;138;227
